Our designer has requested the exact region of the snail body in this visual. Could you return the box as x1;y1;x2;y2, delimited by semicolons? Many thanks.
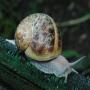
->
15;13;62;61
31;55;85;82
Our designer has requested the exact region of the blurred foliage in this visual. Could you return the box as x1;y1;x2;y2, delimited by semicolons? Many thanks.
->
0;0;90;54
62;50;80;58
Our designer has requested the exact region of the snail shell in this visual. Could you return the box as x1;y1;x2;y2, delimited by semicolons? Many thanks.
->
15;13;62;61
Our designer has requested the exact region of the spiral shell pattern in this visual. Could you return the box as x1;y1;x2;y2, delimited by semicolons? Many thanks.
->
15;13;62;61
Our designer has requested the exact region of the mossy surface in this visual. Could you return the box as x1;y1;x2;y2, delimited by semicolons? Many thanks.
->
0;37;90;90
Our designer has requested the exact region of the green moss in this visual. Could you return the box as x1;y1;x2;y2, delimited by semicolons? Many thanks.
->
0;37;90;90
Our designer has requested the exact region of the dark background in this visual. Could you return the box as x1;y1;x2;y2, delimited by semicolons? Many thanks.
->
0;0;90;89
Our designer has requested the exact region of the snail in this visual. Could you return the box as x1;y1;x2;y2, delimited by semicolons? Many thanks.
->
6;13;85;83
